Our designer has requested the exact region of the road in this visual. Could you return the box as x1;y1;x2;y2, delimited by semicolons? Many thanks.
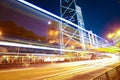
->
0;54;119;80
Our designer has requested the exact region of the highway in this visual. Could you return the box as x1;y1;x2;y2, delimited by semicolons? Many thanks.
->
0;54;119;80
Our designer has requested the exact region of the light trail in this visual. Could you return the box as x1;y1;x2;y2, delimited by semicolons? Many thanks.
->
34;57;120;80
0;41;83;53
0;55;119;80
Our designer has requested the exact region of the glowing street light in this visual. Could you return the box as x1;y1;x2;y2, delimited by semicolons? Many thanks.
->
71;45;75;49
107;29;120;45
3;55;7;58
49;30;59;36
0;31;2;36
49;30;54;36
15;56;18;58
107;29;120;39
117;29;120;35
107;33;114;39
55;31;59;36
48;21;52;25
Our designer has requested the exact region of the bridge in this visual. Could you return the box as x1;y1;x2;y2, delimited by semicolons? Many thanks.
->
0;0;108;50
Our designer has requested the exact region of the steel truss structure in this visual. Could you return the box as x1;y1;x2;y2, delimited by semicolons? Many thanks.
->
16;0;108;54
60;0;108;53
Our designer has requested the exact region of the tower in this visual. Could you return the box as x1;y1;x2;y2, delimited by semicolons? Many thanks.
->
60;0;85;28
59;0;86;54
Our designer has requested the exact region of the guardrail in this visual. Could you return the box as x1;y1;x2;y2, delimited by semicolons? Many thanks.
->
93;65;120;80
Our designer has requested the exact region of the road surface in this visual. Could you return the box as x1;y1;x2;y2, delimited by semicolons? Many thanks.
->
0;54;119;80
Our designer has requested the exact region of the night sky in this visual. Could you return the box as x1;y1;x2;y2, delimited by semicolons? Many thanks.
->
0;0;120;39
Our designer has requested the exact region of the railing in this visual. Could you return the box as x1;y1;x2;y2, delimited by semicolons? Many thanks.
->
93;65;120;80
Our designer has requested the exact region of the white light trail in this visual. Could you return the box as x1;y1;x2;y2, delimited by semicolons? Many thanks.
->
0;41;82;53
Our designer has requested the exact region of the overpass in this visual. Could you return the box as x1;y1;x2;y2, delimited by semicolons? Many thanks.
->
0;0;110;54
